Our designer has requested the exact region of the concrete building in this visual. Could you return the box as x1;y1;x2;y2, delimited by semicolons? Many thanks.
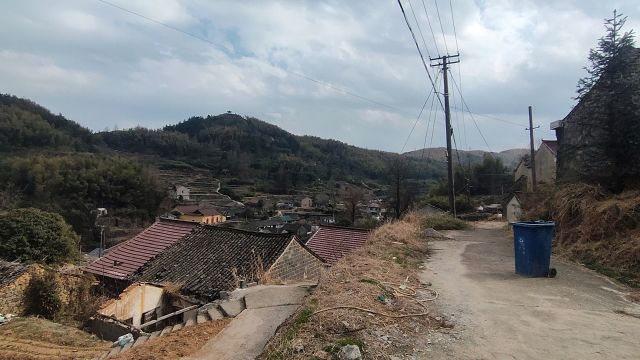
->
173;185;190;201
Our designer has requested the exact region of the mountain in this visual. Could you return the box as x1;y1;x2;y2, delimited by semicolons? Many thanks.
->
403;147;528;168
99;113;446;193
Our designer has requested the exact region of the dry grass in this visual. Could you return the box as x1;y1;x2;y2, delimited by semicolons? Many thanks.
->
0;316;109;360
525;183;640;286
260;213;445;359
110;319;230;360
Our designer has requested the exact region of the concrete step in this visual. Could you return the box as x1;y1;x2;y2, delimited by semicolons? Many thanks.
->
219;298;246;318
160;326;172;336
197;312;209;324
121;341;133;352
183;309;198;327
149;330;161;340
107;346;121;357
172;323;183;332
132;335;149;348
207;307;225;321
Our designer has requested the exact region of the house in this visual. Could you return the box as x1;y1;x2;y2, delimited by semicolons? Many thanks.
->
300;197;313;209
505;194;522;223
514;156;532;190
305;225;371;265
84;218;197;282
173;185;190;201
513;140;558;192
367;202;381;217
535;140;558;186
134;226;325;301
553;47;640;188
171;204;226;224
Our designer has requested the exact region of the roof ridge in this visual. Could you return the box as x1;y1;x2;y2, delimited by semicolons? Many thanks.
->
202;224;296;239
319;224;371;232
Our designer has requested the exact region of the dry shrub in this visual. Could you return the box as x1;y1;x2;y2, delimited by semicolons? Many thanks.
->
260;214;439;360
548;183;640;286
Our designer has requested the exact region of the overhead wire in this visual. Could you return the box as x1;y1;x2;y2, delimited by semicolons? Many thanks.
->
407;0;433;62
400;70;441;153
448;73;495;155
432;0;450;54
397;0;444;111
95;0;415;117
419;0;441;57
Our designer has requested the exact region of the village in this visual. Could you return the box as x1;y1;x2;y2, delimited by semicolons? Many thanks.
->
1;2;640;360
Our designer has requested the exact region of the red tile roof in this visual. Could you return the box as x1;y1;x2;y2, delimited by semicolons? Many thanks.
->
84;218;196;280
305;225;370;265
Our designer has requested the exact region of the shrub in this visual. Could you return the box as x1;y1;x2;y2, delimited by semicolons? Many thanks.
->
25;272;62;319
422;214;469;230
0;208;80;264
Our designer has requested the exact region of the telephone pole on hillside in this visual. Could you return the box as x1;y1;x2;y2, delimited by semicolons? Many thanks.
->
430;54;460;216
526;106;539;192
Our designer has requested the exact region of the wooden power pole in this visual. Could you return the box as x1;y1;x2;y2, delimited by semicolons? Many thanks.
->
430;54;460;216
526;106;539;192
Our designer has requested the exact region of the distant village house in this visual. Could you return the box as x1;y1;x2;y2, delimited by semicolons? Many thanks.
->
171;204;226;224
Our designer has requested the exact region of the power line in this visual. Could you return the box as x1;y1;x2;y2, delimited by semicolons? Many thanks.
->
401;90;434;153
407;0;433;61
433;0;450;54
448;73;494;154
448;0;460;55
420;0;441;56
96;0;411;116
400;70;441;152
397;0;445;111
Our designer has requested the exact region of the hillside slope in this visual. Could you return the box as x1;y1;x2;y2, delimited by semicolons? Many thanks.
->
403;147;528;168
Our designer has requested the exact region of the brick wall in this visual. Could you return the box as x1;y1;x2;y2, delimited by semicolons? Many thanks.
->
268;240;326;281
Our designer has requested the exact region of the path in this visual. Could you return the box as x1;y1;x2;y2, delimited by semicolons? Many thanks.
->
421;221;640;360
183;284;312;360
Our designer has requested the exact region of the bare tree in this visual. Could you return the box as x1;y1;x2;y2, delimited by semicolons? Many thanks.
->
343;186;365;225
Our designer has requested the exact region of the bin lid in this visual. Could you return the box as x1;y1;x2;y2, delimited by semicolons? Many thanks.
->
512;220;555;228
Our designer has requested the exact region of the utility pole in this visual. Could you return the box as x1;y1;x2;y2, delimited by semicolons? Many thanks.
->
526;106;539;192
430;54;460;216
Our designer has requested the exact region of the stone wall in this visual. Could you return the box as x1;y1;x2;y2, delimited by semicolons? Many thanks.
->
558;47;640;189
268;240;326;281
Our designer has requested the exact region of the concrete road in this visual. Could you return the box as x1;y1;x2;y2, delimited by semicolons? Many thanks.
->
421;222;640;360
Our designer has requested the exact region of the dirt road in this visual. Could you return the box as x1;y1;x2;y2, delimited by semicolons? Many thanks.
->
421;222;640;360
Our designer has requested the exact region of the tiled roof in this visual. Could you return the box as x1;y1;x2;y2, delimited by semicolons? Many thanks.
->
305;225;370;265
84;218;196;280
133;226;296;299
173;205;222;216
0;261;30;287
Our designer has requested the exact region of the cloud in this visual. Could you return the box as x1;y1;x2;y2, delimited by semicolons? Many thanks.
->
0;0;638;152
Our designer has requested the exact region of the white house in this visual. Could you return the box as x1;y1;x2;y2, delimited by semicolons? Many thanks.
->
506;195;522;223
174;185;190;201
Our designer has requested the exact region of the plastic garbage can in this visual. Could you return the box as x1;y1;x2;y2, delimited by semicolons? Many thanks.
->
512;221;556;277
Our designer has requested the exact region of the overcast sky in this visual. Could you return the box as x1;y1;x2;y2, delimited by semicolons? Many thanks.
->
1;1;638;152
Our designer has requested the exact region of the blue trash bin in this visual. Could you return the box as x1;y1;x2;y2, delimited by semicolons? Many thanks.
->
512;221;556;277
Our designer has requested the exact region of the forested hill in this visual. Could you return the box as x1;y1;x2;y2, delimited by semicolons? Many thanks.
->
99;113;446;192
0;94;95;151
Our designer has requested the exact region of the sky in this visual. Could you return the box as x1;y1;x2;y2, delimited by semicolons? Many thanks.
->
1;0;639;153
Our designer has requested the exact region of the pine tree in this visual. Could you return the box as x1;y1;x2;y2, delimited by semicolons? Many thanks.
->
576;10;635;100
